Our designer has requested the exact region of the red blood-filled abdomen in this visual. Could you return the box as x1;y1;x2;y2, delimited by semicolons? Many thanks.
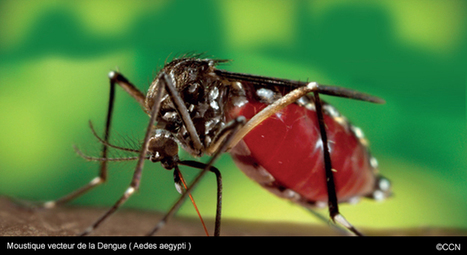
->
228;101;376;203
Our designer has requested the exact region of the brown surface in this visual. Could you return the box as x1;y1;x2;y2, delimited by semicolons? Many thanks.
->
1;197;466;236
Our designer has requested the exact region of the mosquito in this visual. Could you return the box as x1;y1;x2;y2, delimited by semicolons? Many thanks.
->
41;54;391;236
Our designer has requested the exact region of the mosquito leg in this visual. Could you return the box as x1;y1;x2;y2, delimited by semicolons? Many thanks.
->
179;160;222;236
41;73;117;208
304;207;349;235
162;72;204;155
79;73;164;236
313;91;363;236
147;117;245;236
41;72;145;209
108;71;146;109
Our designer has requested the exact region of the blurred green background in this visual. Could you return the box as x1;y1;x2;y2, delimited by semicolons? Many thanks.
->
0;0;465;232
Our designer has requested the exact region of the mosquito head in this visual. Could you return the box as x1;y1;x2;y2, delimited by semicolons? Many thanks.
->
147;130;179;169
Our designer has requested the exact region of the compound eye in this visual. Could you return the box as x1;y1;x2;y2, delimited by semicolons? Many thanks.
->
147;132;179;162
164;138;179;157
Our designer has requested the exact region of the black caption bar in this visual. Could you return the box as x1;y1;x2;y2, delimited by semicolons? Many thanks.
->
1;236;466;253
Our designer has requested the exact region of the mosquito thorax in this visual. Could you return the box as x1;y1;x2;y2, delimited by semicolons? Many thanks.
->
145;57;232;157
